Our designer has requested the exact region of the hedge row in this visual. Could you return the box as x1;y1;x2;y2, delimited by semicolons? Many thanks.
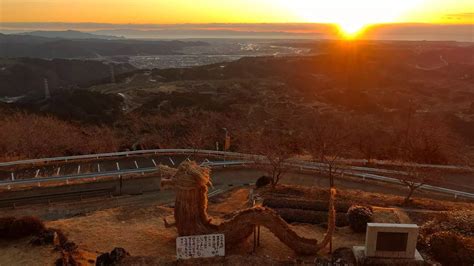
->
263;197;351;213
430;231;474;265
0;216;46;239
273;208;348;226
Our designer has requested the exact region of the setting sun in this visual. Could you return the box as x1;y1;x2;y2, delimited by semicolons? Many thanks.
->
336;21;368;39
275;0;428;38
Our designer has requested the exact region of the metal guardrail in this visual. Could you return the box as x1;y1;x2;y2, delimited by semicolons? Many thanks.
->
0;160;250;186
1;150;473;200
0;149;250;167
2;149;472;171
289;163;474;200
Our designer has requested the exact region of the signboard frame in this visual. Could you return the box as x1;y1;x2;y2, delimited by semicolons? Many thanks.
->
176;233;225;260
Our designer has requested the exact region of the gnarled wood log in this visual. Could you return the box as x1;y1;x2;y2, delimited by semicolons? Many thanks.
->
161;161;336;255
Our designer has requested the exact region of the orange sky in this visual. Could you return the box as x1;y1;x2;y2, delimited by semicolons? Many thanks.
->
1;0;473;37
1;0;473;23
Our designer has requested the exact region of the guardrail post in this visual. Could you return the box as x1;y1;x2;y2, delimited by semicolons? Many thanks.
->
116;162;120;171
10;172;14;181
97;163;101;172
77;165;81;174
35;169;40;178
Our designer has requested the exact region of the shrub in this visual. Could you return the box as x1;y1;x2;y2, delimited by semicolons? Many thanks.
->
347;205;373;232
256;176;272;188
96;247;130;266
421;211;474;237
30;228;68;246
263;197;351;212
0;217;15;237
0;216;45;239
430;231;474;265
274;208;348;226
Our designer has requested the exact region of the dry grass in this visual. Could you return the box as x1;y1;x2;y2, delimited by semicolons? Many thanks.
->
261;184;474;211
0;237;60;265
1;185;467;265
47;206;177;260
18;188;361;263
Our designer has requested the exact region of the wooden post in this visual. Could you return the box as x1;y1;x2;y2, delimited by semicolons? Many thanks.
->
253;225;257;253
330;239;333;254
257;226;261;247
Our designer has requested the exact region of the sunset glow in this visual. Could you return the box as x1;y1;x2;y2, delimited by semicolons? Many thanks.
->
274;0;431;38
1;0;473;25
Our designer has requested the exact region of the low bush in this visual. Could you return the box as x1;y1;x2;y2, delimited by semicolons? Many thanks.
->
430;231;474;265
274;208;348;226
96;247;130;266
347;205;373;232
0;216;45;239
256;176;273;188
31;228;68;246
263;197;351;212
421;211;473;237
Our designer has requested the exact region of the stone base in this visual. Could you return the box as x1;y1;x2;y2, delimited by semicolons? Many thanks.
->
352;246;424;266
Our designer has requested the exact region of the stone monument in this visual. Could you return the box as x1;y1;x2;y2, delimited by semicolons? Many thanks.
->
353;223;424;265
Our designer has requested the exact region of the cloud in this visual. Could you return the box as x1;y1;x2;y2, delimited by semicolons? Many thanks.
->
1;22;472;41
443;13;474;21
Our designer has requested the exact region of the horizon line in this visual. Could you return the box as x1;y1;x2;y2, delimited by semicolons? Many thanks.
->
2;21;473;25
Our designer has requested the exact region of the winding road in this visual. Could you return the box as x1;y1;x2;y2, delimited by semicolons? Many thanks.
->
0;149;473;201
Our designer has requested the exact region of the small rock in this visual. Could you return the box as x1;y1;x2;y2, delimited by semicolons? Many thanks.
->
96;247;130;266
30;229;59;246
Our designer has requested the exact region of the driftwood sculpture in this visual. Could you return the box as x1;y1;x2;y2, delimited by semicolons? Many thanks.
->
161;161;336;255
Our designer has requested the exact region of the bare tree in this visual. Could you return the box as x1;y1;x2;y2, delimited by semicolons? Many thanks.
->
397;163;438;205
304;114;351;188
0;112;122;160
391;112;462;165
242;127;299;188
350;115;388;165
182;111;223;151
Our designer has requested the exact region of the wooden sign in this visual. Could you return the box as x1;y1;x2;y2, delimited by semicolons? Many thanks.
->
176;234;225;259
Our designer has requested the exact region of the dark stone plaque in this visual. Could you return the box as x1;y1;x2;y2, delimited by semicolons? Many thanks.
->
376;232;408;252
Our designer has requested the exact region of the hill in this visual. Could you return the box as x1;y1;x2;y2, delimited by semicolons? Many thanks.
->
19;30;123;40
1;40;473;163
0;58;136;97
0;33;208;58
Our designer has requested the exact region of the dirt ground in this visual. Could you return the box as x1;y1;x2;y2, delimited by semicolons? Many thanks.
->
43;188;401;263
0;237;60;265
0;188;418;265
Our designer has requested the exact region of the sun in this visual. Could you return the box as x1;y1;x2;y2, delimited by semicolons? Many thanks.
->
274;0;426;39
336;21;368;39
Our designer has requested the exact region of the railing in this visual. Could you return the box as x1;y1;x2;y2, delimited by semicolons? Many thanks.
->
0;149;250;167
2;149;472;171
1;149;473;200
